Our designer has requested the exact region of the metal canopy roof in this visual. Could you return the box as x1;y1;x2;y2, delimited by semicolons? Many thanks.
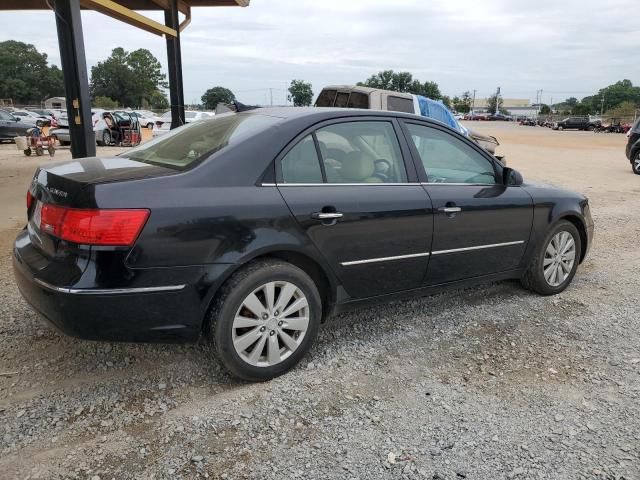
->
1;0;249;36
1;1;248;10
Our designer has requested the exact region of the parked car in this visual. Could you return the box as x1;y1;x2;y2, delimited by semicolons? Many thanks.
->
153;110;214;136
625;117;640;175
553;116;601;131
486;113;512;121
14;108;593;381
0;109;31;141
11;110;51;127
131;110;156;129
315;85;503;159
28;108;59;122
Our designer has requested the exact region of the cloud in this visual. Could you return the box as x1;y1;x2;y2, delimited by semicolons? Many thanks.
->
0;0;638;105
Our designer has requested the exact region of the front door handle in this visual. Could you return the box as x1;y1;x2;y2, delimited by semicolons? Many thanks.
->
438;207;461;214
311;212;343;219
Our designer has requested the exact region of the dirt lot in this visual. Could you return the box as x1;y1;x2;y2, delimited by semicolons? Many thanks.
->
0;124;638;479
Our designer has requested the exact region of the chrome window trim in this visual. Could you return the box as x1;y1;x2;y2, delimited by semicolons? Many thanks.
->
33;278;186;295
263;182;418;187
420;182;498;187
341;252;430;266
431;240;525;255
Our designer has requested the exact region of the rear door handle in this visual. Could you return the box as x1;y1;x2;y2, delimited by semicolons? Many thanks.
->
438;207;461;214
311;212;343;219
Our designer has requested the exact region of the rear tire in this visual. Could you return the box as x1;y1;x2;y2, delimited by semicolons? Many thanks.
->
208;260;322;381
521;220;581;295
101;130;112;146
35;146;44;156
146;123;154;129
24;148;31;156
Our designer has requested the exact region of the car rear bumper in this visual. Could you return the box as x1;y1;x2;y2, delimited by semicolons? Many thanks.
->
13;233;206;343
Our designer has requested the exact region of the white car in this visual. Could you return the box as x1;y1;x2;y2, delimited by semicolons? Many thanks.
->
132;110;157;129
11;110;50;127
153;110;215;137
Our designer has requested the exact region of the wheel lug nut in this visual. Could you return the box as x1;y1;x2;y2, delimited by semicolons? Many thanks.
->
270;330;275;336
260;326;266;332
262;313;269;320
278;321;283;326
274;311;279;316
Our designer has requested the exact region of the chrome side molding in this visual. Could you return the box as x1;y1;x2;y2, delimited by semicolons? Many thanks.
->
33;278;186;295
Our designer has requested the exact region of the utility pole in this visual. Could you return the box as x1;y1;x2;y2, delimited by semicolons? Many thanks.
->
269;88;273;107
471;89;476;116
600;95;605;117
495;86;501;115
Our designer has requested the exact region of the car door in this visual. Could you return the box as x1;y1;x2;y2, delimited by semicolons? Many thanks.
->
275;118;434;299
401;121;533;285
0;110;18;138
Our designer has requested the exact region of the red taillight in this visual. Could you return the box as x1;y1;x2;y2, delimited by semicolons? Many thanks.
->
27;191;34;210
40;205;149;246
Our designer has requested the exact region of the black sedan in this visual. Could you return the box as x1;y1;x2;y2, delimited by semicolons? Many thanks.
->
13;108;594;381
626;117;640;174
0;109;31;141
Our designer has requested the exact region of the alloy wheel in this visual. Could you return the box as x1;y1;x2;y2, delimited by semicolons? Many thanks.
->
633;156;640;174
543;231;576;287
232;281;309;367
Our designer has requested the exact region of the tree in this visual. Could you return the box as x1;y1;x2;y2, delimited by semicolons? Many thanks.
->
288;80;313;106
487;94;508;115
93;96;119;109
149;91;169;110
572;103;591;115
582;80;640;114
452;91;472;113
0;41;64;104
358;70;441;99
201;87;235;110
539;104;551;115
604;101;637;119
90;47;167;107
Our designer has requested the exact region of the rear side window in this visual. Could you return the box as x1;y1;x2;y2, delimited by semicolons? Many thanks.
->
281;135;323;183
387;96;414;113
315;89;336;107
347;92;369;109
121;113;279;170
334;92;349;108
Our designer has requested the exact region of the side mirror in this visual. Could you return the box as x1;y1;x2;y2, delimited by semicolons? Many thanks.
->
14;117;21;121
503;167;523;186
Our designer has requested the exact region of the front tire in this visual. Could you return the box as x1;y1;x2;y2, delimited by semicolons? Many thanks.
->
208;260;322;381
521;220;581;295
632;153;640;175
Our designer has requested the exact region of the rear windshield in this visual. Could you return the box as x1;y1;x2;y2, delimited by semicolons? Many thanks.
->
120;113;280;170
315;89;336;107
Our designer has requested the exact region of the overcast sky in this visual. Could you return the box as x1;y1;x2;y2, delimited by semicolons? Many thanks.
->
1;0;638;106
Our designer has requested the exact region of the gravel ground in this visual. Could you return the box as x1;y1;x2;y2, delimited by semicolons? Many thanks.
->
0;124;639;479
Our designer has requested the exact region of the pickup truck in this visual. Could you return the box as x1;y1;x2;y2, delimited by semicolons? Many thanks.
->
553;116;601;131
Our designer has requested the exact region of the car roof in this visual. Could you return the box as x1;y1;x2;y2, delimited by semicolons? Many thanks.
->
235;106;446;127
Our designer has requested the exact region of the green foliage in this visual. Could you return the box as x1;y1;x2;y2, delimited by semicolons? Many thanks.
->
581;80;640;113
288;80;313;107
487;94;504;114
572;103;591;115
452;91;472;113
0;41;64;104
603;101;637;119
93;96;119;109
539;104;551;115
90;48;167;108
149;91;169;110
201;87;235;110
358;70;441;99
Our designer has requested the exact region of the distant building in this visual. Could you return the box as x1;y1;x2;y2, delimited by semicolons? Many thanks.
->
44;97;65;109
472;98;540;117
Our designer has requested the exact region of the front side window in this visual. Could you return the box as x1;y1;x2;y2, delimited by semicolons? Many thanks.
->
407;123;496;184
315;121;407;183
280;135;323;183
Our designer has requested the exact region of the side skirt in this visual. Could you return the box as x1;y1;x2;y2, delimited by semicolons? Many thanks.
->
331;269;523;314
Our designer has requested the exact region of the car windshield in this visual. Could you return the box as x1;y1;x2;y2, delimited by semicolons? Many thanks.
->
185;112;198;119
120;113;280;170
